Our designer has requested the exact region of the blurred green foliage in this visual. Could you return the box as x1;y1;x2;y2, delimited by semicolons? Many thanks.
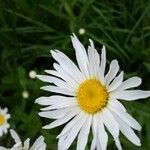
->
0;0;150;149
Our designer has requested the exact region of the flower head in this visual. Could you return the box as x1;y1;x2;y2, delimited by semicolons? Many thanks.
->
22;91;29;99
0;107;10;137
36;34;150;150
79;28;85;35
0;129;46;150
29;70;37;79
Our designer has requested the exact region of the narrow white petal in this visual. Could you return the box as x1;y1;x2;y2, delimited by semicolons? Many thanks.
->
10;129;21;144
90;113;99;150
57;112;85;138
92;113;99;136
45;69;79;89
90;136;97;150
24;138;30;150
102;108;119;139
105;60;119;86
111;90;150;101
108;71;124;92
116;77;142;91
43;108;80;129
97;67;105;84
60;114;88;150
30;136;45;150
35;96;75;106
71;34;89;77
96;139;101;150
77;115;92;150
40;100;77;111
36;75;74;92
0;147;7;150
40;85;75;96
6;114;10;119
51;50;84;83
109;106;141;131
113;113;141;146
100;45;106;75
44;69;58;77
88;39;100;78
87;46;95;77
98;115;108;150
108;99;126;112
13;142;22;149
58;133;68;150
39;107;74;119
115;138;122;150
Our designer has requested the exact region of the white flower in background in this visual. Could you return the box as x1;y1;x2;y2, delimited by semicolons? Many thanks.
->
0;129;46;150
29;70;37;79
36;34;150;150
0;107;10;137
22;91;29;99
79;28;85;35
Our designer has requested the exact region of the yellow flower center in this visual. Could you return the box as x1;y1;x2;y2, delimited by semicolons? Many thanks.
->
0;114;5;126
76;79;108;114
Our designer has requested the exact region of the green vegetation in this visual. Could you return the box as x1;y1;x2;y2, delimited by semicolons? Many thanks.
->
0;0;150;149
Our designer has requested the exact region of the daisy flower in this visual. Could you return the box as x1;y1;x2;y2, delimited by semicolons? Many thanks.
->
0;107;10;137
0;129;46;150
36;34;150;150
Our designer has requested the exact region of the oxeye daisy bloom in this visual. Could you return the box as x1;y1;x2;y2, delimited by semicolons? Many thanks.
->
0;129;46;150
36;34;150;150
0;107;10;137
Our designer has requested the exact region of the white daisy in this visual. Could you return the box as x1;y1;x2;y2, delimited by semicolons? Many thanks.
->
0;129;46;150
0;107;10;137
35;34;150;150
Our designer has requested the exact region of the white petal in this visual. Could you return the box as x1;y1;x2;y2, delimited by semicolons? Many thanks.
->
44;69;58;77
98;115;108;150
108;71;124;92
90;136;97;150
39;107;74;119
113;113;141;146
116;77;142;91
77;115;92;150
24;138;30;150
13;142;22;149
108;99;126;112
40;100;77;111
45;69;78;89
36;75;74;92
43;107;80;129
0;147;7;150
105;60;119;85
71;34;89;77
96;139;101;150
58;132;69;150
40;85;75;96
92;113;99;136
109;106;141;131
97;67;105;85
59;113;88;150
115;138;122;150
111;90;150;101
51;50;84;83
88;39;100;77
90;113;99;150
30;136;45;150
10;129;21;144
100;45;106;75
35;96;75;106
102;108;119;139
57;112;85;138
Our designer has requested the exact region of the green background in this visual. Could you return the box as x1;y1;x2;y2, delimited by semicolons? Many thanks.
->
0;0;150;149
